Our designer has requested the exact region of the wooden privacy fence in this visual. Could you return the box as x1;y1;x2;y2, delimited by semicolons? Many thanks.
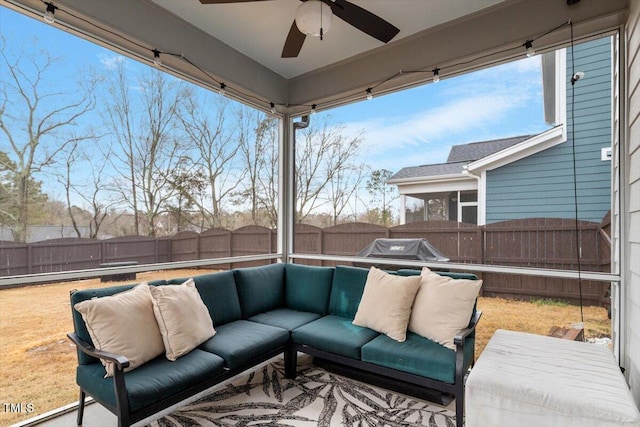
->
0;218;611;306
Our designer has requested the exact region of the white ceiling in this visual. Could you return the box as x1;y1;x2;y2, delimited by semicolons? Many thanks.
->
151;0;507;79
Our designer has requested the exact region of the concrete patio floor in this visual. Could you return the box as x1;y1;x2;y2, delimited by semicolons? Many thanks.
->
13;357;290;427
13;401;118;427
14;399;176;427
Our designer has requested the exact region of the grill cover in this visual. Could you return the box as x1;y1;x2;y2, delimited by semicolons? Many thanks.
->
356;238;449;262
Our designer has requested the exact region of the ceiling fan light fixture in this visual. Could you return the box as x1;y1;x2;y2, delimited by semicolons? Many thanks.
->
295;0;332;38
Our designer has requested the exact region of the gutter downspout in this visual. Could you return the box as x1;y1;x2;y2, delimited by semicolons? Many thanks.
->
294;115;310;131
463;165;485;226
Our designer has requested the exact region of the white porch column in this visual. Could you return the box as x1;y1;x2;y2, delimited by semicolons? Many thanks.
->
277;114;295;262
399;195;406;224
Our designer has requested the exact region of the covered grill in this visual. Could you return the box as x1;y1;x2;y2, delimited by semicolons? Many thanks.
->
355;238;449;270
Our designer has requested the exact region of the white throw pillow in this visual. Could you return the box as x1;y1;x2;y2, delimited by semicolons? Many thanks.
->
74;283;165;377
353;266;422;342
149;278;216;361
408;267;482;350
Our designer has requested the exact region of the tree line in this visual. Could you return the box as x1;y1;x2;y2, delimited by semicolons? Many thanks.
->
0;35;398;242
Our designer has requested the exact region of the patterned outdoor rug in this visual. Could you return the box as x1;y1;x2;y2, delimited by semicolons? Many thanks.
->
147;356;456;426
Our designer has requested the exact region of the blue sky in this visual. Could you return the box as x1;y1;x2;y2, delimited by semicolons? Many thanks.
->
1;5;551;207
327;57;550;172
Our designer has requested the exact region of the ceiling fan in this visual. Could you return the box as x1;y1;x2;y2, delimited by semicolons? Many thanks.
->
198;0;400;58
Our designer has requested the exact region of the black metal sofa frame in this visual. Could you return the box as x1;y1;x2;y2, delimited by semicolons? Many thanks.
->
67;332;293;427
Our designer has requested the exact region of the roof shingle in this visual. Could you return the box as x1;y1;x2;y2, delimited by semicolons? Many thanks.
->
390;134;535;181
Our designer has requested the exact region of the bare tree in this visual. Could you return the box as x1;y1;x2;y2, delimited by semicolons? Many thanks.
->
179;94;241;229
166;158;208;233
101;58;139;233
295;118;363;223
0;150;48;238
234;106;279;227
0;35;96;242
55;137;117;238
324;138;366;225
103;61;188;236
256;119;279;228
366;169;397;226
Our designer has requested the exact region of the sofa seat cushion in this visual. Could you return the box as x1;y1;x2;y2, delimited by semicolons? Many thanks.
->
76;349;225;413
361;332;475;384
249;308;322;332
291;315;379;360
199;320;288;370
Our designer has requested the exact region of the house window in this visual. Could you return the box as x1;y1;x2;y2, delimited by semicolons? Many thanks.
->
405;198;425;223
427;195;449;220
459;191;478;225
404;192;476;224
404;194;451;222
447;191;478;225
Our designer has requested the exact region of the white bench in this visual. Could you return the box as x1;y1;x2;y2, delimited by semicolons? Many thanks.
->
465;329;640;427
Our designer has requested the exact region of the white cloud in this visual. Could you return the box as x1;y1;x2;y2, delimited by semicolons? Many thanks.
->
346;93;518;159
336;56;545;172
98;54;125;70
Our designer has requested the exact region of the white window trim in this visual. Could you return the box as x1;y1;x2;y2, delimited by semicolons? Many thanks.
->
457;191;479;225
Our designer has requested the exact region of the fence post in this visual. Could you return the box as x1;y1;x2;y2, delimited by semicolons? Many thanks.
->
319;228;324;266
27;243;32;274
100;240;106;264
479;226;485;264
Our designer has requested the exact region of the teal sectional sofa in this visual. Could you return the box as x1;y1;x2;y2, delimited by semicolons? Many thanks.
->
68;263;481;427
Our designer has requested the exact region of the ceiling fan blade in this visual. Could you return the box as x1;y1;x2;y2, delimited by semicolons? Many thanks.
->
329;0;400;43
281;21;306;58
199;0;270;4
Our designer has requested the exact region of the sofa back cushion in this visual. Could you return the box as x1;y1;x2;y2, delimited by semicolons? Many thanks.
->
328;265;370;319
397;268;479;318
189;271;242;326
70;280;167;366
149;278;216;361
397;269;478;281
408;267;482;350
285;264;334;315
74;283;166;376
234;263;285;318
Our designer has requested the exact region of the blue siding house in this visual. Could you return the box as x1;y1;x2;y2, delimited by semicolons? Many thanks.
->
389;37;612;226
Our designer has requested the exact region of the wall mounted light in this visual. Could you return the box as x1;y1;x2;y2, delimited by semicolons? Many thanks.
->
366;88;373;100
570;71;585;85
